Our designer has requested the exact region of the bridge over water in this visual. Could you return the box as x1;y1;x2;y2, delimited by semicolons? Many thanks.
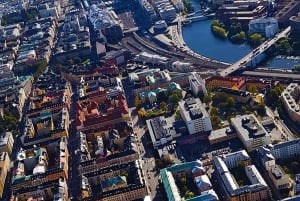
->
219;26;291;77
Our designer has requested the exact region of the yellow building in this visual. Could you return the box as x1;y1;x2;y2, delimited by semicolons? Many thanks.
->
0;152;10;199
0;132;14;156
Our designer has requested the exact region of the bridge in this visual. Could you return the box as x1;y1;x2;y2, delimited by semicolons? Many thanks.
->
185;13;215;22
219;26;291;77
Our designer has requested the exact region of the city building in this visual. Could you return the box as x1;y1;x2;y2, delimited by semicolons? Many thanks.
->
38;2;59;18
215;87;251;103
134;52;168;65
152;0;177;22
248;18;279;38
0;131;14;155
0;152;10;199
75;93;130;131
208;127;237;145
171;61;193;73
129;69;173;96
281;83;300;124
213;151;270;201
139;82;181;104
53;9;91;63
161;160;219;201
268;164;291;190
194;175;212;194
77;130;139;175
256;139;300;190
179;98;212;135
205;76;245;90
290;12;300;35
275;0;300;26
79;159;147;200
88;4;123;42
217;5;266;24
231;114;271;151
294;174;300;195
22;106;69;148
11;137;69;199
146;116;180;149
189;72;207;96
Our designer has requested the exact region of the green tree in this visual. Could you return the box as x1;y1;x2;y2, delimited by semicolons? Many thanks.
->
185;191;195;199
203;94;212;105
274;38;293;55
241;105;247;114
210;107;218;116
180;177;187;185
248;84;258;93
266;85;284;108
294;65;300;72
257;104;266;116
230;31;246;43
175;110;181;120
182;0;194;13
157;91;168;103
249;33;265;46
211;115;221;129
211;25;227;39
226;97;235;108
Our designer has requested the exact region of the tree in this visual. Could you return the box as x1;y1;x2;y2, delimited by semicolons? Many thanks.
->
211;115;221;129
180;177;187;185
210;107;218;116
248;84;258;93
266;85;284;108
175;110;181;120
137;109;145;118
168;94;180;104
134;96;141;107
230;31;246;43
203;94;212;105
157;91;168;103
241;105;247;114
226;97;235;108
257;104;266;116
249;33;265;46
274;38;293;55
211;25;227;39
160;101;167;111
213;92;228;104
184;191;195;199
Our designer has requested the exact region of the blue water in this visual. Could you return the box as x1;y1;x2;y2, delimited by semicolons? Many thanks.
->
182;19;253;63
183;0;300;68
266;57;300;69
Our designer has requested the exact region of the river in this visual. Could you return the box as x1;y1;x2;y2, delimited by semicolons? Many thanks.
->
182;0;300;69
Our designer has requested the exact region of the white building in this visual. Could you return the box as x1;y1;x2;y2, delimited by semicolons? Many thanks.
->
257;139;300;191
282;83;300;124
231;114;271;151
294;174;300;195
194;175;212;194
179;98;212;135
153;0;177;21
146;116;180;149
213;151;270;201
188;72;207;96
221;150;250;169
269;165;291;190
135;52;168;65
248;18;279;38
